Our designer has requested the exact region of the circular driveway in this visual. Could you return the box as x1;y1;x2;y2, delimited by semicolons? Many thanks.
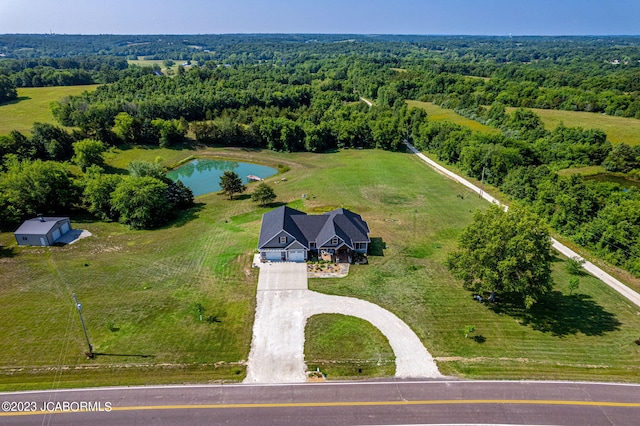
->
245;262;441;383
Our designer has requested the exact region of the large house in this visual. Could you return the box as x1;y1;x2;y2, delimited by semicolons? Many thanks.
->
14;217;72;246
258;206;370;263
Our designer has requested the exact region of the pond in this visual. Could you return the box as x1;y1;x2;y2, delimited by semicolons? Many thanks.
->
166;159;277;196
583;173;640;190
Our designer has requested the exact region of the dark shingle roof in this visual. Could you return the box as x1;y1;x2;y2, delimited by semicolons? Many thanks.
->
258;206;369;250
326;208;370;234
258;206;307;248
323;208;370;244
291;215;326;244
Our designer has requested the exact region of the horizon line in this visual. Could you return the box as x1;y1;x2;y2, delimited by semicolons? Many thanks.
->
2;32;640;38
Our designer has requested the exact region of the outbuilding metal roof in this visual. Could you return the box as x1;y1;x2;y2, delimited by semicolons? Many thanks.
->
14;217;69;235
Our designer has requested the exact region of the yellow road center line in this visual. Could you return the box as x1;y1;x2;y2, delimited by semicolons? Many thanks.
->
2;399;640;416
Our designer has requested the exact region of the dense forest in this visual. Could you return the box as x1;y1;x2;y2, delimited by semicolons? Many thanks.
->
1;34;639;274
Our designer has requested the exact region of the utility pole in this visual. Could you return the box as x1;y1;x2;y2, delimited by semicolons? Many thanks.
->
73;293;93;358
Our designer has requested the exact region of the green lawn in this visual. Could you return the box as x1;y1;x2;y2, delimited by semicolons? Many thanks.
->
406;100;501;134
506;107;640;145
0;85;100;135
305;314;395;379
1;147;639;389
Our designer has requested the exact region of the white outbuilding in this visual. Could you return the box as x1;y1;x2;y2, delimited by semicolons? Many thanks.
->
14;217;72;246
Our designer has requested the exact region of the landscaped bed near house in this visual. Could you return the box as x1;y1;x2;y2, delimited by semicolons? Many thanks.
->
307;262;348;278
1;147;639;390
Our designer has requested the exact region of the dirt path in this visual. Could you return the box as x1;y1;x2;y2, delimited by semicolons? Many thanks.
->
244;262;441;383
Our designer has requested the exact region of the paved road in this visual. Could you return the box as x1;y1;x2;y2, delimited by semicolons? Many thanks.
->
1;380;638;425
245;262;439;383
405;141;640;308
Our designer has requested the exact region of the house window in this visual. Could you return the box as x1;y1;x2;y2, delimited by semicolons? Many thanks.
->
310;242;316;248
331;237;339;245
279;236;287;244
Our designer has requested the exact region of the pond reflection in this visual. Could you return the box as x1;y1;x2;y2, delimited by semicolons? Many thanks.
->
167;159;277;196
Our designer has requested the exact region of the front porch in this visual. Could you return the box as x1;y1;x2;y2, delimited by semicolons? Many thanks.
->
318;246;351;264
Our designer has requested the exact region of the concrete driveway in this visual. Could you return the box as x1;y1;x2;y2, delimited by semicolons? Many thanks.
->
257;262;308;291
245;261;441;383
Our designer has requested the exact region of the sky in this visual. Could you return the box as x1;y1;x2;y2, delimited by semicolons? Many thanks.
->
0;0;638;36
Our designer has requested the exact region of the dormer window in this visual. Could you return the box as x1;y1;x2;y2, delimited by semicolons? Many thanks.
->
331;237;339;245
279;236;287;244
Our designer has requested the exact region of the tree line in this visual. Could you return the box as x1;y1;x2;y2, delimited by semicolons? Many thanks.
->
410;106;640;276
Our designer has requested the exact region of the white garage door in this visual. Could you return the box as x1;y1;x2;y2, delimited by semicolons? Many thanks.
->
264;251;282;261
61;222;70;233
52;228;61;242
288;250;305;262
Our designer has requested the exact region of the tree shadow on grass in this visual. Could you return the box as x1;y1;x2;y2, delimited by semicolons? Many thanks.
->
263;201;286;209
165;203;206;228
232;193;252;201
473;335;486;344
102;164;128;176
369;237;386;257
1;96;31;106
490;291;621;337
550;253;564;263
0;246;16;258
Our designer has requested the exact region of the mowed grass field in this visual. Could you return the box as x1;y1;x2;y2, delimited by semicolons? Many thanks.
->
1;146;640;388
0;85;100;135
506;107;640;145
0;146;304;390
303;149;640;382
406;100;501;135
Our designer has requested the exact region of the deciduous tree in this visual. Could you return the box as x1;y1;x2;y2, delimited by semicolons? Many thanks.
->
127;160;193;208
128;160;165;179
219;170;246;200
251;182;276;206
447;204;554;309
73;139;105;171
0;158;76;225
82;171;123;220
111;176;172;229
0;75;18;103
113;112;136;143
